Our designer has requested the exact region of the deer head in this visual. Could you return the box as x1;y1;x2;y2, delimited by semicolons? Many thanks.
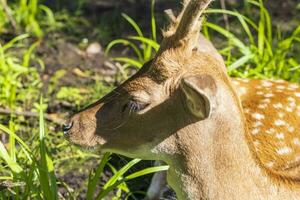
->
64;0;224;155
63;0;260;199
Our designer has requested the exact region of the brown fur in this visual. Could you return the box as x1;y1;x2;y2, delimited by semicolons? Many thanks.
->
65;0;300;199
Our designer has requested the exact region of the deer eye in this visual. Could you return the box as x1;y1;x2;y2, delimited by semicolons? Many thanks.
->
123;100;149;113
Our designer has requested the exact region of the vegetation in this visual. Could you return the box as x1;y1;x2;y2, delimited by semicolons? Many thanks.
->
0;0;299;199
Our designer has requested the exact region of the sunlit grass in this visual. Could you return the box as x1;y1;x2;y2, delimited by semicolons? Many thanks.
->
203;0;300;80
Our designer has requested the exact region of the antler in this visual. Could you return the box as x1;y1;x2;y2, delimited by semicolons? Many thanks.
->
160;0;213;51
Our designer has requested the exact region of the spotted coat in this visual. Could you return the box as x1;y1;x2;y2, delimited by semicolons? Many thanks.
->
233;78;300;176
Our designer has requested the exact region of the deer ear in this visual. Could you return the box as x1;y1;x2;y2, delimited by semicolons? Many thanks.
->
180;75;217;119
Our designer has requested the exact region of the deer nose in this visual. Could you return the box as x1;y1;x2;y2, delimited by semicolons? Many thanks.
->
63;121;73;135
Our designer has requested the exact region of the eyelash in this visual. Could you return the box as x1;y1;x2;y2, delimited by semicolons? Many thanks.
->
124;100;148;113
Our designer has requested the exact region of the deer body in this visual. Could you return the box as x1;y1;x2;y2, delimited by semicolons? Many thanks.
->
64;0;300;199
162;78;300;200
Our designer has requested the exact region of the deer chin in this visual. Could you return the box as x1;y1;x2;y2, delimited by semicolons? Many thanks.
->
66;130;105;151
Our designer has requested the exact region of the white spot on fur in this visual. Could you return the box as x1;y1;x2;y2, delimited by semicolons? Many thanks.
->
239;87;247;95
295;155;300;162
288;84;299;90
257;91;264;95
232;80;240;85
266;128;275;134
241;79;249;83
253;121;263;128
273;103;283;109
289;101;296;107
274;119;286;126
252;113;265;120
266;162;274;168
262;81;272;87
278;112;285;118
274;80;285;83
288;97;296;102
295;93;300;97
293;138;300;146
286;107;293;112
276;147;292;155
251;128;260;135
264;93;274;98
244;108;250;114
258;104;267;109
288;126;295;133
276;133;285;139
261;98;271;103
276;85;285;90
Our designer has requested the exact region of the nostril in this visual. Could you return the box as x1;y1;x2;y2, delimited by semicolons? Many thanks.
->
63;121;73;133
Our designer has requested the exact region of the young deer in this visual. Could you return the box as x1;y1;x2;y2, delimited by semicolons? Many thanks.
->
64;0;300;199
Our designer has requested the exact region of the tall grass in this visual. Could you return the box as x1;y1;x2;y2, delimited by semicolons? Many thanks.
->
105;0;159;71
203;0;300;80
0;0;56;37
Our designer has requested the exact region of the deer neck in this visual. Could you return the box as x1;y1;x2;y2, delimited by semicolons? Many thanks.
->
165;85;279;200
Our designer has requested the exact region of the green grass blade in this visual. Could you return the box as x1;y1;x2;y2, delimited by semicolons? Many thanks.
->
0;141;23;173
128;36;160;51
103;158;141;190
205;9;258;30
96;163;168;199
112;57;143;68
150;0;157;42
22;41;39;68
107;163;130;193
96;159;141;199
38;97;58;200
2;34;29;51
105;39;143;61
125;165;169;180
235;10;254;44
121;13;143;38
0;124;31;154
205;22;250;55
86;152;111;200
8;121;16;162
39;5;56;26
262;6;272;44
228;54;254;71
257;0;265;56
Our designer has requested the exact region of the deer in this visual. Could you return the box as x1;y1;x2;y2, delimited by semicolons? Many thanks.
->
63;0;300;199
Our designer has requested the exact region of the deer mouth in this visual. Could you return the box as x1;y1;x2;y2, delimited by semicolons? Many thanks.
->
66;132;101;149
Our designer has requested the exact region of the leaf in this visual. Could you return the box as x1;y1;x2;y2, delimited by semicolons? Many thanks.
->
228;54;254;71
128;36;160;51
0;141;23;173
86;152;111;200
121;13;143;38
105;39;143;61
112;57;143;68
150;0;157;42
125;165;169;180
96;159;141;199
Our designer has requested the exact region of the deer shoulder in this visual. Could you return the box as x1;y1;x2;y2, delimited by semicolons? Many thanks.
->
233;78;300;181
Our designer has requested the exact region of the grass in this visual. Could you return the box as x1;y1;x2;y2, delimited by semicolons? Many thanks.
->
105;0;159;71
203;0;300;80
0;0;56;37
0;0;299;199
